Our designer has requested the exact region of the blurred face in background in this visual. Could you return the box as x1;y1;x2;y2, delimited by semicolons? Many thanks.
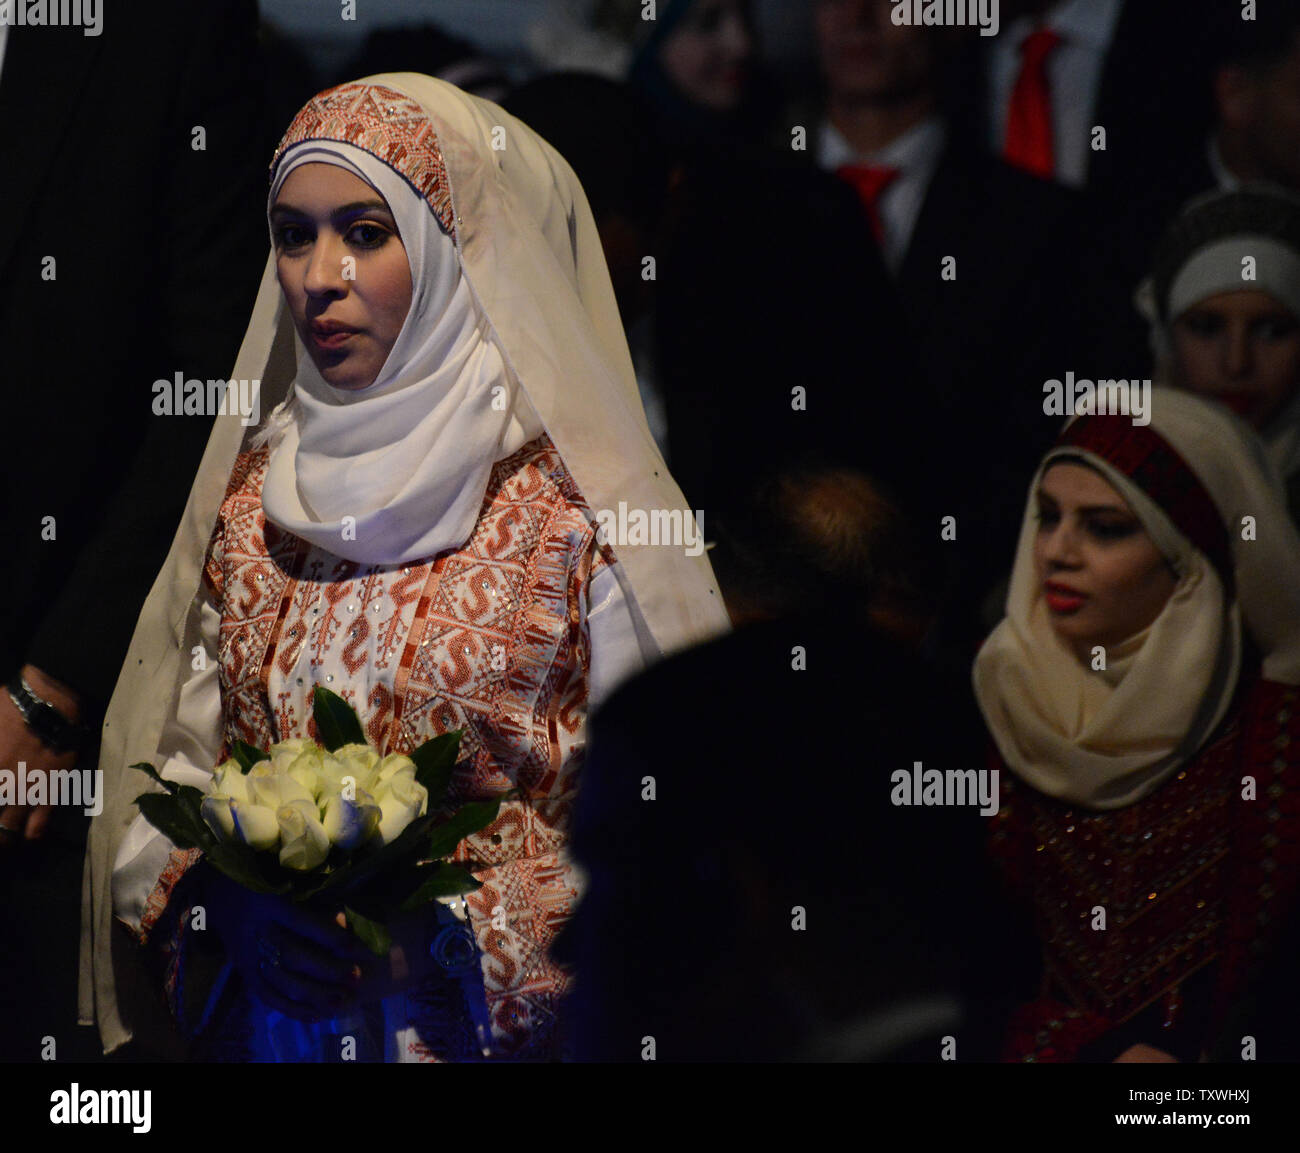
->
1218;34;1300;189
1034;463;1178;661
1171;290;1300;430
814;0;936;103
657;0;753;111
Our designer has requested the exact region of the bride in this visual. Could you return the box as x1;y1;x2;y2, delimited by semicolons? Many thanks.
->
79;74;729;1061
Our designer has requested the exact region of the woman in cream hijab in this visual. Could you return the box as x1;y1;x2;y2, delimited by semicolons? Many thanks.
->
80;74;729;1061
973;390;1300;1063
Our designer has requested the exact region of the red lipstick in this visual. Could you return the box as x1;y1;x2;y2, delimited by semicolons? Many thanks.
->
1044;581;1087;613
310;319;359;349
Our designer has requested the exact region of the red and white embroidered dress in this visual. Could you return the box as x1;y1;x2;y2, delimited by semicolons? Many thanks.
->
112;434;646;1060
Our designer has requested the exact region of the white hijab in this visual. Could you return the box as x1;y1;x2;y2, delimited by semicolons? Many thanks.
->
974;391;1300;810
260;141;545;564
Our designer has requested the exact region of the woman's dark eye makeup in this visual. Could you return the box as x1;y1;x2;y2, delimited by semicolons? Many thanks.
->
1252;315;1300;341
1085;517;1139;540
1035;501;1139;540
1178;310;1299;341
273;219;392;251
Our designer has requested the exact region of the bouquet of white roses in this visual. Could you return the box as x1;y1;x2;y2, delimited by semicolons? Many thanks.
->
133;687;505;955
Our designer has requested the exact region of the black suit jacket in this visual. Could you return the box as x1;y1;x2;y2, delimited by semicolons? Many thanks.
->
892;141;1088;617
0;1;269;716
653;154;920;520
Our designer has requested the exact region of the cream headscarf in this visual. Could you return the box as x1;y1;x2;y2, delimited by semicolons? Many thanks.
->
81;74;731;1053
973;390;1300;811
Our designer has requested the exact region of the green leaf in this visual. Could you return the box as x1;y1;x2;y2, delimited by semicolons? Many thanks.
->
344;906;392;957
312;686;366;751
205;842;291;895
399;863;483;912
174;785;219;850
131;762;179;795
425;797;504;860
134;785;290;895
409;732;463;805
134;793;202;849
230;741;268;772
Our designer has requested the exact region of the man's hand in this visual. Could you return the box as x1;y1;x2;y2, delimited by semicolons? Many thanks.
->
0;666;81;848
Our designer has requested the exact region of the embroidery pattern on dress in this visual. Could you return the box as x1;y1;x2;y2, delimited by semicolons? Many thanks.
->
188;433;601;1059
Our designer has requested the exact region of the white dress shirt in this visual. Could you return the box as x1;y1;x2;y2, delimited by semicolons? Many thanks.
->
987;0;1126;188
818;115;948;274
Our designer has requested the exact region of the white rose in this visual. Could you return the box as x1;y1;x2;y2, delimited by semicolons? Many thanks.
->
247;763;316;810
335;744;382;794
373;770;429;845
229;800;280;851
284;748;330;800
277;798;330;871
309;751;351;796
374;752;418;785
269;738;314;759
211;760;251;805
321;789;381;850
200;795;237;842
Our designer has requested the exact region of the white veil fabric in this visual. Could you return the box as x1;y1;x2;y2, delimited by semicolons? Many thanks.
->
973;390;1300;812
80;74;730;1052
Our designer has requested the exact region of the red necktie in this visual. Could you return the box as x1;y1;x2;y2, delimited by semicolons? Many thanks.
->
835;164;900;245
1003;26;1062;179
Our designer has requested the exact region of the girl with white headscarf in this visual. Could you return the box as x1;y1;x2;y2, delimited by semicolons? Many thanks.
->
973;390;1300;1062
80;75;729;1061
1137;184;1300;526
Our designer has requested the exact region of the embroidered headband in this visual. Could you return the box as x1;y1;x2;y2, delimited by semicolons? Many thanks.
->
1052;415;1234;594
270;81;458;243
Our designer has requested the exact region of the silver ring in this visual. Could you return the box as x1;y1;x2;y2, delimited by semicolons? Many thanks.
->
0;825;18;839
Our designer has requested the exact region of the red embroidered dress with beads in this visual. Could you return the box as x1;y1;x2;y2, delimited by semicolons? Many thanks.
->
989;677;1300;1061
139;433;614;1061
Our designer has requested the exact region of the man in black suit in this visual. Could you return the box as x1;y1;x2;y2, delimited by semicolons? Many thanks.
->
808;0;1086;637
0;1;267;1058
